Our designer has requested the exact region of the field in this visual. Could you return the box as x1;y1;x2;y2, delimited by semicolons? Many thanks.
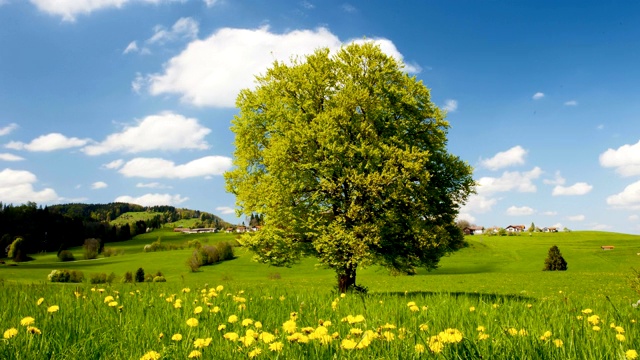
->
2;230;640;359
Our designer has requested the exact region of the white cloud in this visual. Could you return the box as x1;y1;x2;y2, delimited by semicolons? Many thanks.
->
552;182;593;196
599;140;640;177
29;0;185;22
215;206;236;215
123;41;139;54
0;123;18;136
83;112;210;155
91;181;108;189
564;100;578;106
480;145;527;170
541;211;558;216
0;168;59;204
476;167;542;194
456;212;476;224
118;156;232;179
6;133;89;152
532;92;545;100
442;99;458;112
0;153;24;161
629;214;639;222
203;0;218;6
460;194;497;214
114;193;188;207
506;206;535;216
543;171;566;186
567;214;585;221
131;72;145;93
606;180;640;209
147;17;198;45
146;27;419;107
136;182;172;189
102;159;124;169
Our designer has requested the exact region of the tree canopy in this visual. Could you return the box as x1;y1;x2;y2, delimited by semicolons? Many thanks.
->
225;42;474;292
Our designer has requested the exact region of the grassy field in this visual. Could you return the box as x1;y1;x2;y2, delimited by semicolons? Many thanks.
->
2;230;640;358
109;211;163;226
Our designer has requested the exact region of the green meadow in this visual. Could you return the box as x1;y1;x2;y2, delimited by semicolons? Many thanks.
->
2;230;640;359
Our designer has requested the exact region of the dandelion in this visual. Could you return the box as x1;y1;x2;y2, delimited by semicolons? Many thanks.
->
526;304;533;309
37;298;44;306
216;285;224;292
218;324;226;331
186;318;199;327
194;306;203;314
382;331;395;341
428;336;444;353
173;300;182;309
587;315;600;325
592;326;601;331
20;317;35;326
577;316;583;320
350;328;363;335
341;339;357;350
108;301;118;307
518;329;528;336
259;332;276;343
171;333;182;341
223;332;239;342
47;305;59;313
415;344;426;353
409;305;420;312
419;324;429;331
553;339;563;347
492;304;500;309
3;328;18;339
27;326;41;335
469;306;476;312
279;295;286;301
616;326;626;334
617;334;627;342
407;301;416;307
188;350;201;359
140;351;161;360
241;335;256;347
104;296;114;303
582;309;593;314
238;304;246;311
182;288;191;293
269;341;284;352
254;321;262;329
340;293;346;298
242;318;254;327
507;328;518;336
248;348;261;358
283;319;297;334
228;315;239;323
626;350;639;360
476;326;486;332
158;333;164;339
478;333;490;340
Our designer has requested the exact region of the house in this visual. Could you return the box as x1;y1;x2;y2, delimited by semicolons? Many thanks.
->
486;226;500;234
225;228;234;233
463;226;485;235
543;227;559;233
505;225;526;232
236;226;247;233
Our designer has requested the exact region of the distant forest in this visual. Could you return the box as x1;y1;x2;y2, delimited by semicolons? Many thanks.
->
0;202;233;258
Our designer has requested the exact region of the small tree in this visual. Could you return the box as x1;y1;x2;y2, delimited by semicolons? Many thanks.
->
543;245;567;271
8;237;28;262
135;267;145;282
528;222;535;232
83;238;100;260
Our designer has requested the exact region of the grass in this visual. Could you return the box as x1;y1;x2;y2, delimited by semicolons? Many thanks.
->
109;211;163;226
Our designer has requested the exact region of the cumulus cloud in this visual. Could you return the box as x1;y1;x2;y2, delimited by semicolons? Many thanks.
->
460;194;497;214
0;168;59;204
136;182;172;189
114;193;188;207
215;206;236;215
506;206;535;216
0;123;18;136
146;26;419;107
480;145;527;170
123;41;139;54
456;212;476;224
117;156;232;178
0;153;24;161
532;92;545;100
552;182;593;196
543;171;566;186
564;100;578;106
599;140;640;177
147;17;198;45
567;214;585;221
6;133;90;152
29;0;185;22
102;159;124;169
91;181;108;189
83;112;210;155
442;99;458;112
476;167;542;194
606;180;640;209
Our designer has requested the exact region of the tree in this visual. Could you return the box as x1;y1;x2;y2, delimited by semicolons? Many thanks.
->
528;222;535;232
543;245;568;271
225;42;474;293
7;237;28;262
456;219;471;232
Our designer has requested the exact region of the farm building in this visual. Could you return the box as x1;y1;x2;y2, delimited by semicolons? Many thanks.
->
463;226;485;235
505;225;526;232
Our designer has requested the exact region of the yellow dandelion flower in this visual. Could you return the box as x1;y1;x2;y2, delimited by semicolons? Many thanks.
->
340;293;346;298
241;335;255;347
216;285;224;292
218;324;227;331
186;318;199;327
492;304;500;309
341;338;357;350
20;317;35;326
47;305;59;313
409;305;420;312
415;344;426;353
429;336;444;353
269;341;284;352
617;334;627;342
158;333;164;339
74;291;81;298
259;332;275;344
193;306;203;314
193;338;206;348
587;315;600;325
248;348;261;358
593;326;601;331
616;326;626;334
582;309;593;314
407;301;416;307
242;318;254;327
331;300;338;310
476;326;486;332
254;321;262;329
37;298;44;306
279;295;286;301
350;328;363;335
238;304;246;311
478;333;490;340
223;332;239;342
319;334;333;345
553;339;563;347
182;288;190;293
469;306;476;312
577;315;583;320
283;319;297;334
626;349;638;360
27;326;41;335
188;350;201;358
518;329;528;336
104;296;114;303
108;301;118;307
171;333;182;341
611;322;617;329
382;331;395;341
301;326;315;334
3;328;18;339
173;301;182;309
287;332;309;343
507;328;518;336
98;288;105;293
140;350;160;360
419;323;429;331
526;304;533;308
422;305;429;311
543;331;552;339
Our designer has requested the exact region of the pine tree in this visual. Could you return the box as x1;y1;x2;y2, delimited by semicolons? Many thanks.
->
543;245;567;271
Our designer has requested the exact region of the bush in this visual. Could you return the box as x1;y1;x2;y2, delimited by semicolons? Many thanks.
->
123;271;134;283
48;269;84;283
543;245;568;271
153;276;166;282
102;247;121;257
58;250;75;262
135;268;145;282
187;252;201;272
83;238;101;260
90;273;108;284
8;237;29;262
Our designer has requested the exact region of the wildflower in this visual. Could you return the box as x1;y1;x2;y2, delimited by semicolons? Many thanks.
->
108;301;118;307
173;300;182;309
279;295;286;301
592;326;601;331
469;306;476;312
350;328;363;335
543;331;552;339
340;293;346;298
27;326;41;335
287;332;309;343
626;350;639;360
248;348;261;358
48;305;59;313
171;333;182;341
140;351;160;360
218;324;226;331
193;306;203;314
241;335;255;347
407;301;416;307
238;304;246;311
587;315;600;325
242;318;254;327
254;321;262;329
331;300;338;310
428;336;444;353
20;317;35;326
518;329;528;336
259;332;275;343
186;318;199;327
3;328;18;339
617;334;626;342
380;323;396;329
269;341;284;352
409;305;420;312
223;332;239;342
341;339;357;350
188;350;201;358
210;306;220;313
228;315;238;323
553;339;563;347
283;319;297;334
419;324;429;331
382;331;395;341
415;344;426;353
37;298;44;306
216;285;224;292
616;326;626;334
507;328;518;336
476;326;485;332
440;328;463;343
104;296;115;303
74;291;81;298
492;304;500;309
581;309;593;314
478;333;490;340
526;304;533;309
158;333;164;339
577;316;583;320
182;288;191;293
98;288;105;293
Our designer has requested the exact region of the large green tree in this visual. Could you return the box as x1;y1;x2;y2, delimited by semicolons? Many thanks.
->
225;42;474;292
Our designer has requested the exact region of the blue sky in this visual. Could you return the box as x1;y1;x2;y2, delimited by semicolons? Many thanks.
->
1;1;639;233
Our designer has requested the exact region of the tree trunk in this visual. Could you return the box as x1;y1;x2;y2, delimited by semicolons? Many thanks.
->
337;265;357;293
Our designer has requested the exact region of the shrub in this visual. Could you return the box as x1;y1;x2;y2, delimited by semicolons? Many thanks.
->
83;238;100;260
58;250;75;262
218;241;235;261
153;276;166;282
8;237;29;262
48;269;84;283
186;253;201;272
102;247;120;257
135;268;145;283
144;273;154;282
543;245;568;271
123;271;133;283
90;273;108;284
107;272;116;283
